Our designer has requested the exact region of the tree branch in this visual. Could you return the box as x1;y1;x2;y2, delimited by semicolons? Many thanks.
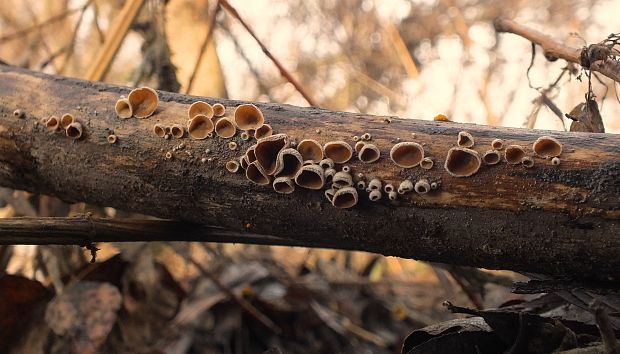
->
494;17;620;83
0;65;618;280
0;216;335;249
219;0;317;106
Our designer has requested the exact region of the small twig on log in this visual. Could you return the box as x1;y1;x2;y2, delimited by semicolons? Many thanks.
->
185;0;220;94
219;0;317;106
591;300;620;354
494;17;620;83
0;0;92;44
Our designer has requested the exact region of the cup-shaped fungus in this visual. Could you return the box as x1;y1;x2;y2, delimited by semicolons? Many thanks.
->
332;187;358;209
115;98;133;119
240;131;251;141
60;114;74;129
66;122;83;140
390;142;424;168
505;145;526;165
420;157;434;170
294;164;325;190
254;124;273;140
274;148;303;178
362;133;371;141
323;141;353;164
342;165;351;173
228;142;238;151
368;178;382;191
444;147;481;177
491;138;504;150
457;131;475;148
388;191;397;201
234;104;265;130
356;180;366;190
273;177;295;194
188;101;214;119
522;156;534;168
246;161;270;185
319;158;334;169
245;144;257;163
153;123;166;138
226;160;240;173
128;87;158;118
384;184;394;193
297;139;323;163
332;172;353;189
324;188;336;203
551;157;561;166
354;141;365;152
414;179;430;194
369;190;382;201
358;144;380;163
397;179;413;194
482;150;501;165
171;124;185;139
240;156;249;170
188;114;214;140
255;133;289;175
533;136;562;158
46;116;60;131
324;168;336;183
107;134;117;144
212;103;226;117
214;117;236;138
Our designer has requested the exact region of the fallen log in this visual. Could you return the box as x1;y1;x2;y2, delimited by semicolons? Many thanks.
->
0;65;618;280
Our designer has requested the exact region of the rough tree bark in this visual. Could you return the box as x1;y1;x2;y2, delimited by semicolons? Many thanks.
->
0;65;618;280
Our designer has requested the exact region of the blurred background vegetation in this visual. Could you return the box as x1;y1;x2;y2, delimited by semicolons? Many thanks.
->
0;1;618;353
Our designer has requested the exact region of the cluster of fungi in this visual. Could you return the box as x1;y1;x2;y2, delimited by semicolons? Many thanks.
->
38;112;84;140
104;86;563;209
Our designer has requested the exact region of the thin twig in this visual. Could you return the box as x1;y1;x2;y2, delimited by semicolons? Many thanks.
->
23;1;58;72
185;0;220;94
91;2;105;44
219;0;317;106
39;46;68;71
0;216;346;251
218;21;275;101
0;0;92;44
187;247;282;334
494;17;620;83
384;22;419;79
59;1;93;74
